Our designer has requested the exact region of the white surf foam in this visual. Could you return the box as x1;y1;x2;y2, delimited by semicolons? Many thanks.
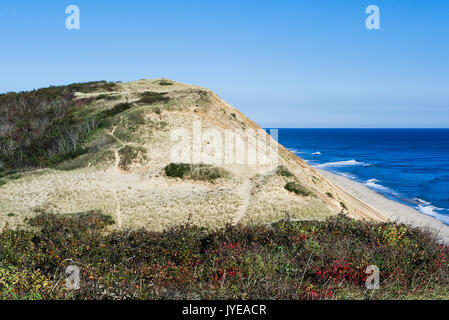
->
312;152;321;155
417;204;449;225
315;159;369;168
337;172;356;179
413;197;431;206
365;178;399;196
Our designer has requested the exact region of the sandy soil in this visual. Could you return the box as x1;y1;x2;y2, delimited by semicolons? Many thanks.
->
318;169;449;244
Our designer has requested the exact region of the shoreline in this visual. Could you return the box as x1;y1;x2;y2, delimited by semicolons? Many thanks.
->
317;168;449;244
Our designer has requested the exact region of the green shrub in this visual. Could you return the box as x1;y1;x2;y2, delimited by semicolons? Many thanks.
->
102;102;132;117
276;165;293;177
158;80;173;86
164;163;228;181
137;92;170;105
67;81;118;93
164;163;192;178
95;94;120;101
284;181;312;196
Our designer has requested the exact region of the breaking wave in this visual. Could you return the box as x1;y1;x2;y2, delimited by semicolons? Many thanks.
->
315;159;369;168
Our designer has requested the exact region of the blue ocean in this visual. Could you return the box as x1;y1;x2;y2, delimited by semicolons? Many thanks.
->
276;129;449;225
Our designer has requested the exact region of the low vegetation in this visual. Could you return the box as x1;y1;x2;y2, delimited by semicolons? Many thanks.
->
285;181;312;197
101;102;133;117
118;145;148;170
276;165;293;177
137;92;170;105
95;94;121;101
164;163;228;181
0;212;447;299
0;81;172;174
0;81;119;171
157;80;173;86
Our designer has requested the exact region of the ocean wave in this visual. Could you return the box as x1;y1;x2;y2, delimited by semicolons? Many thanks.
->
406;197;449;224
412;197;431;206
312;152;321;155
315;159;369;168
416;204;449;225
337;172;356;179
365;178;400;196
365;179;390;191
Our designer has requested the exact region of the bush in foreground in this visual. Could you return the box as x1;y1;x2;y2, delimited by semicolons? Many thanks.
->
0;212;448;300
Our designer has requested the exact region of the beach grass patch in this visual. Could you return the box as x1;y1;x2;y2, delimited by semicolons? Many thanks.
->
118;145;148;171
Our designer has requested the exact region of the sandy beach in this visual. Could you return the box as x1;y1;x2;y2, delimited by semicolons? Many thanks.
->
317;169;449;243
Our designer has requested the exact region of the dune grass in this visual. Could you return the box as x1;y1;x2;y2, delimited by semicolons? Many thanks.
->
118;145;148;170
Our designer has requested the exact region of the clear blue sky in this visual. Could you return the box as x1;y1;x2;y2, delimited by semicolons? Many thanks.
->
1;0;448;128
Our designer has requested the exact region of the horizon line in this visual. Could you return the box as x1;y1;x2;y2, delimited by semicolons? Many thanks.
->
262;127;449;129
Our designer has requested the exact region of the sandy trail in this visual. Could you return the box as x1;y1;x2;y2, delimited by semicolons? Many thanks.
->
233;168;277;225
108;118;124;229
233;179;253;225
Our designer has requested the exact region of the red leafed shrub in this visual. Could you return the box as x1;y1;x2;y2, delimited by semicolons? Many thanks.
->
315;259;367;285
303;284;335;300
214;266;241;282
291;233;310;244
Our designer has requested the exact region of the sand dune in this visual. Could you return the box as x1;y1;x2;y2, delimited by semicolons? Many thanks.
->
1;78;446;243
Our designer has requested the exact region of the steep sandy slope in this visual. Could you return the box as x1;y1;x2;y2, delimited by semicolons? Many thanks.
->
0;79;385;230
